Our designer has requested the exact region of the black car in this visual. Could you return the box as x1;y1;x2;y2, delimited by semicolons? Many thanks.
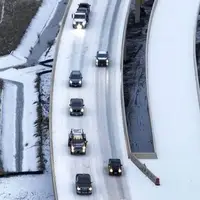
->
78;3;91;13
95;51;109;67
69;98;84;116
108;159;122;176
76;174;92;195
68;129;87;154
69;70;82;87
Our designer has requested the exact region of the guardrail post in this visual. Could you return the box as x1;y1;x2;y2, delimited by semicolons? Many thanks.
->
135;0;141;23
135;0;145;23
130;154;160;185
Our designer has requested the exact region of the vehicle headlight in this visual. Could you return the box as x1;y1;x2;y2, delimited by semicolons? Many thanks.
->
77;187;81;190
71;146;74;152
106;59;109;63
70;108;73;112
82;146;86;152
89;187;92;191
81;108;84;112
109;168;113;172
79;80;82;84
82;21;86;25
69;80;72;84
77;24;82;29
73;21;76;25
118;168;122;173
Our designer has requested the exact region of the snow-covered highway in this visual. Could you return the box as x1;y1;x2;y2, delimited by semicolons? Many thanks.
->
50;0;135;199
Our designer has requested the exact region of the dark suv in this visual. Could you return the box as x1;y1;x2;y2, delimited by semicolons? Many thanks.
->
76;174;92;195
108;158;122;176
95;51;109;67
68;129;87;154
69;70;82;87
69;98;84;116
78;3;91;13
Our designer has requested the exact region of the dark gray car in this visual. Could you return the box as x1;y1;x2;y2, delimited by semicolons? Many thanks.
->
69;98;84;116
69;70;82;87
78;3;91;13
76;174;92;195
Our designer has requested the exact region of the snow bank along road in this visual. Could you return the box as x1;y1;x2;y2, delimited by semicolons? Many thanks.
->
142;0;200;199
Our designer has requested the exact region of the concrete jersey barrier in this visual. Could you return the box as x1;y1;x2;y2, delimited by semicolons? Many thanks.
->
49;0;73;199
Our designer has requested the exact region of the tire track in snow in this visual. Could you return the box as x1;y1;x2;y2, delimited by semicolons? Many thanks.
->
95;0;130;199
96;0;132;199
14;81;24;172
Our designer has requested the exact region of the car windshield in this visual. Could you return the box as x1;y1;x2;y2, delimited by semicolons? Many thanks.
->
72;100;82;106
74;14;85;19
97;53;107;58
71;73;80;79
111;160;120;166
78;176;90;184
78;8;87;12
71;139;84;144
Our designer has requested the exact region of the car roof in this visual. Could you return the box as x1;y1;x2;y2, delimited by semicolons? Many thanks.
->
109;158;121;164
77;173;91;179
79;3;90;6
71;70;81;75
75;12;86;15
70;98;83;102
97;51;107;54
77;7;87;10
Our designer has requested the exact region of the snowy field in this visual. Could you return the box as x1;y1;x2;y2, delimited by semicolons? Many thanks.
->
0;0;61;69
1;82;17;172
0;67;54;199
0;68;41;173
0;0;59;198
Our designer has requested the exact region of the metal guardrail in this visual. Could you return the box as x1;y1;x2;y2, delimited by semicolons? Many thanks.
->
49;0;73;199
120;0;160;185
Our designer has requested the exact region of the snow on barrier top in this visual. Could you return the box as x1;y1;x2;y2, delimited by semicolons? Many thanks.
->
120;0;160;186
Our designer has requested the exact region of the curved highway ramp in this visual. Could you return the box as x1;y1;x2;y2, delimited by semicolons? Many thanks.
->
50;0;138;199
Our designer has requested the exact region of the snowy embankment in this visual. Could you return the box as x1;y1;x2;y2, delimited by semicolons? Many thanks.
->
1;83;17;172
0;66;48;172
0;66;54;199
0;0;60;69
39;41;56;62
